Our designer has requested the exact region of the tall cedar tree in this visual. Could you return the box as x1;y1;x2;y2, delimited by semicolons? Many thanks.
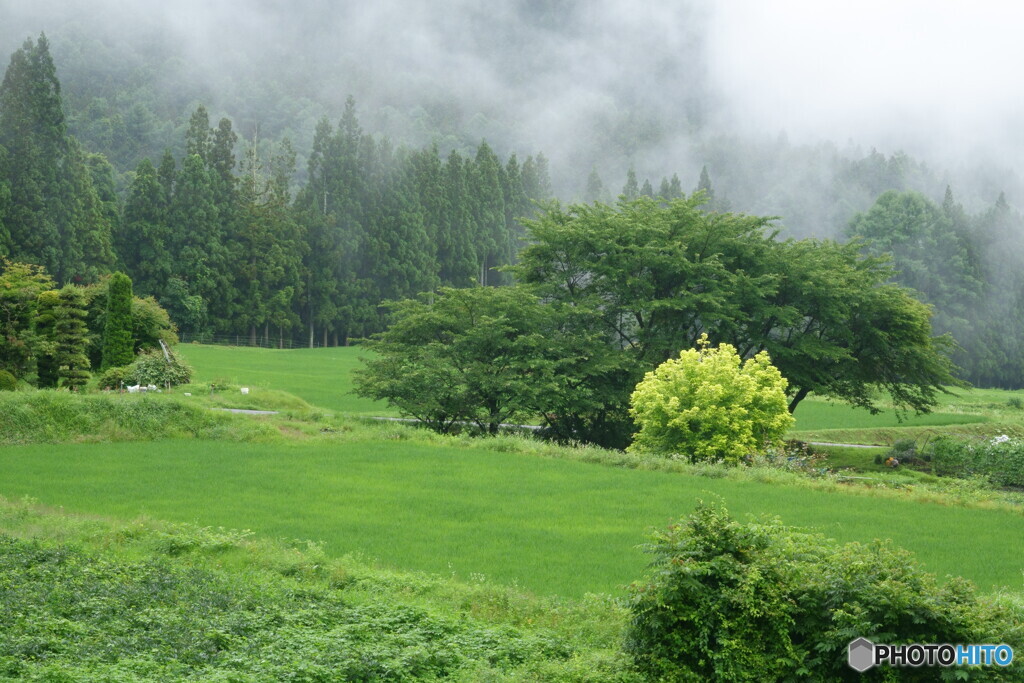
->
100;271;134;370
0;35;113;282
55;284;90;389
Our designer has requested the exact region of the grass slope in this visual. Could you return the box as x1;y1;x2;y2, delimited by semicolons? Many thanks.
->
1;438;1022;597
176;344;390;415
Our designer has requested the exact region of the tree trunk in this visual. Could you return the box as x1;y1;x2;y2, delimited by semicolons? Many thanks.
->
788;386;811;413
308;321;314;349
250;325;257;346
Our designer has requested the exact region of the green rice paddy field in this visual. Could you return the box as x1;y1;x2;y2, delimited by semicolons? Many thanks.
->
1;438;1022;597
177;344;390;415
3;343;1023;599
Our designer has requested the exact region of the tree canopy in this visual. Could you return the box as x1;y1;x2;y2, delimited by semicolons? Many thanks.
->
515;196;961;418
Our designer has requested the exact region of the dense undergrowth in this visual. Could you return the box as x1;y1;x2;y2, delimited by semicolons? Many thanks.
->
0;496;636;682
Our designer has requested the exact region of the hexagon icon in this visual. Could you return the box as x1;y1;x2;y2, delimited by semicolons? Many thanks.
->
848;638;875;672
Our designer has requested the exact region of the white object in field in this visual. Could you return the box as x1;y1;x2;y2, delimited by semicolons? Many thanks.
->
147;384;157;391
184;392;192;397
127;385;141;393
241;387;250;395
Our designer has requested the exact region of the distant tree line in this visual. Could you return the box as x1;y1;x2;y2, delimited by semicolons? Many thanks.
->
0;36;552;349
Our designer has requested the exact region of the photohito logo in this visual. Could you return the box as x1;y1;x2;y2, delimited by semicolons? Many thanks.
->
848;638;1014;671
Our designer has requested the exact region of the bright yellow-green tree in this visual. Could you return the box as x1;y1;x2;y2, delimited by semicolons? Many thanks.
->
629;335;793;463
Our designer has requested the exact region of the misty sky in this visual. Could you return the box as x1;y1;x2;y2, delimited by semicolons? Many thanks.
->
708;1;1024;167
4;0;1023;193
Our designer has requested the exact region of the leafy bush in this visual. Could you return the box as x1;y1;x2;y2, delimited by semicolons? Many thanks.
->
628;335;793;463
126;349;192;387
97;365;130;390
931;435;1024;487
0;370;15;391
1008;397;1023;410
626;503;1023;681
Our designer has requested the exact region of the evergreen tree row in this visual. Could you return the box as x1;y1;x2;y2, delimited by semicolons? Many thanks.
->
114;99;552;346
0;35;118;284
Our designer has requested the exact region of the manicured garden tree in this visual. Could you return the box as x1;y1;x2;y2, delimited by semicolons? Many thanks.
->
628;335;793;463
54;285;90;389
34;288;59;388
100;271;134;370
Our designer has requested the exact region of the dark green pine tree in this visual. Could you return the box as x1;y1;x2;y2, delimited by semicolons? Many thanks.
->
54;284;90;389
0;145;10;257
119;157;172;299
0;35;67;278
640;178;654;197
469;141;508;286
185;105;212;162
696;165;715;204
167;153;220;335
296;118;341;347
668;173;683;199
409;144;448;276
232;138;305;345
502;153;531;249
370;157;436;312
658;177;672;199
439;149;478;287
694;165;730;212
0;35;113;283
100;271;134;370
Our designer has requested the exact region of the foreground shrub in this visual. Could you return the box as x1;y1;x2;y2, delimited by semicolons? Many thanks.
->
626;503;1022;681
931;435;1024;488
0;369;15;391
628;336;793;463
